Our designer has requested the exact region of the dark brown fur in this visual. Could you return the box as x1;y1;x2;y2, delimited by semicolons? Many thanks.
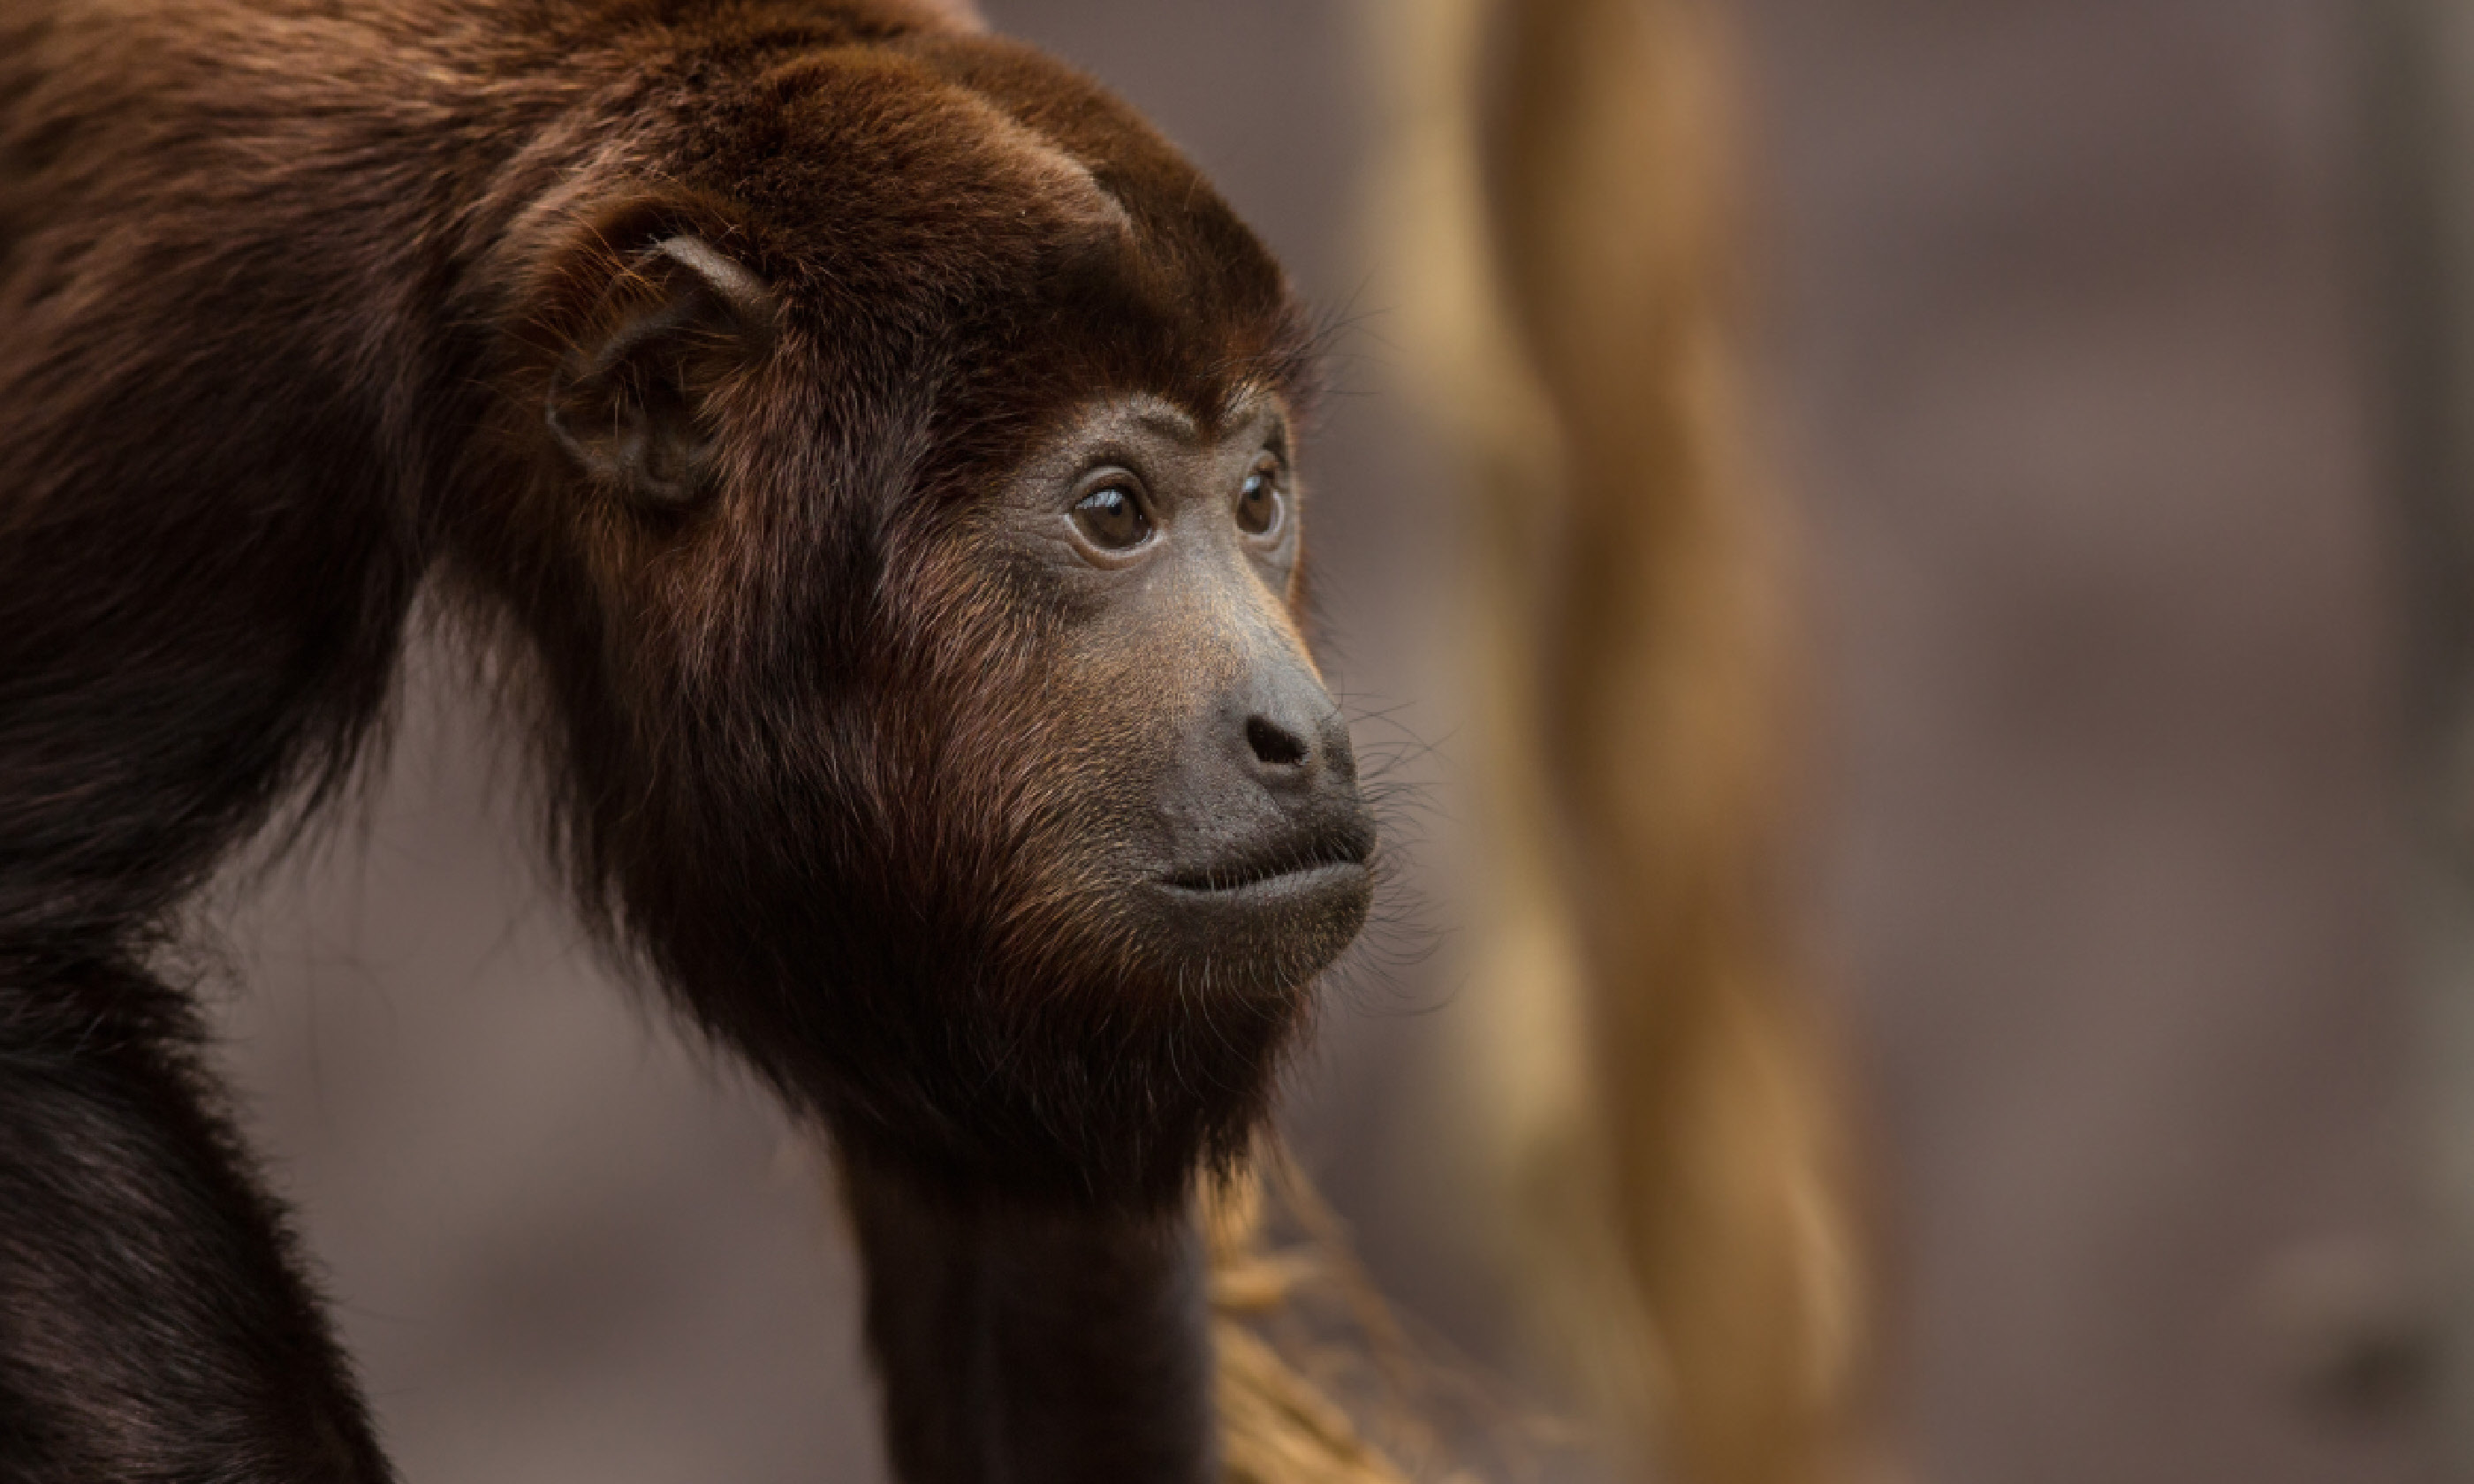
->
0;4;1343;1480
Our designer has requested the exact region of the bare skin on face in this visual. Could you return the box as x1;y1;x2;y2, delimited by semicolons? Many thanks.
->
991;392;1373;979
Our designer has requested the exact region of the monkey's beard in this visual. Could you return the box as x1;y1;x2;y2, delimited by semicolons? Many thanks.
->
626;848;1326;1215
590;654;1356;1211
857;935;1309;1211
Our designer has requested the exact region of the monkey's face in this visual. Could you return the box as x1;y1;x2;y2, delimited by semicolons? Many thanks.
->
977;391;1372;988
785;381;1377;1208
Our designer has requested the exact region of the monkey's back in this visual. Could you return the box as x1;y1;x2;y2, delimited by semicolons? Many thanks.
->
0;0;972;951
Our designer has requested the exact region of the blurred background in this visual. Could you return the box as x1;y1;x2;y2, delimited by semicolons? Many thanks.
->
201;1;2472;1480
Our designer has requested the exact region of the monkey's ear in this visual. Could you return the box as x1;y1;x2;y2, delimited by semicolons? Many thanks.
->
546;236;778;511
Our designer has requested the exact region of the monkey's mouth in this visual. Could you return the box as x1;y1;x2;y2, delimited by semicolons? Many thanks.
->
1142;822;1376;982
1157;829;1373;897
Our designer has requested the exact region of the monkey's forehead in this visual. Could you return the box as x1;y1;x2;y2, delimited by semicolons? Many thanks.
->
1009;389;1298;460
655;30;1294;338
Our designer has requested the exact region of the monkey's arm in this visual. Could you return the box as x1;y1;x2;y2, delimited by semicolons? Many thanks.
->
0;960;390;1484
844;1162;1218;1484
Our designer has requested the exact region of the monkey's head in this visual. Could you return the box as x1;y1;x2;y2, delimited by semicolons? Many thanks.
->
458;26;1369;1209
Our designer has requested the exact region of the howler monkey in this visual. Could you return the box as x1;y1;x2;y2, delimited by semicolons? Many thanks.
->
0;3;1372;1480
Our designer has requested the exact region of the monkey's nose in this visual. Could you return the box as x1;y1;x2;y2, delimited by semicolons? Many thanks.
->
1153;658;1371;894
1235;662;1355;793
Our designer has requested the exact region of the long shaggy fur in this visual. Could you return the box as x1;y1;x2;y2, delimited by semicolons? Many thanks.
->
0;3;1347;1479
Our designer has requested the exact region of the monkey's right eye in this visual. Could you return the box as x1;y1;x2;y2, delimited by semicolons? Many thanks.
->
1073;486;1152;550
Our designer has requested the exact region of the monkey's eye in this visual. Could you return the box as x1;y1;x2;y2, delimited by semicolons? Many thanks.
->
1073;485;1152;549
1235;467;1283;537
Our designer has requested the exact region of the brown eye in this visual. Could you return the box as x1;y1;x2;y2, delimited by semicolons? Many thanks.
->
1074;485;1151;549
1235;468;1282;536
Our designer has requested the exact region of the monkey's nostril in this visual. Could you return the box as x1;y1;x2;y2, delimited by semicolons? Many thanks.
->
1245;715;1309;769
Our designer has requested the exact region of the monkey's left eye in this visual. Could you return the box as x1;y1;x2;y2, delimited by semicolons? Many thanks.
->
1235;468;1283;537
1074;485;1152;549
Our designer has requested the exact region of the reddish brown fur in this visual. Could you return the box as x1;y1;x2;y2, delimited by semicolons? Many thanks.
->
0;3;1332;1479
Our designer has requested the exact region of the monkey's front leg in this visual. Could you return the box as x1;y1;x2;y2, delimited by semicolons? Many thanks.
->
844;1162;1218;1484
0;959;391;1484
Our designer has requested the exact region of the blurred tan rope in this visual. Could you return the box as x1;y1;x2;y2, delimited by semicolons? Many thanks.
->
1209;1152;1529;1484
1376;1;1879;1481
1208;1165;1422;1484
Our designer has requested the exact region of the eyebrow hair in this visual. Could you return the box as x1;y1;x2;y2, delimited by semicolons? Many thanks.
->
1130;404;1202;443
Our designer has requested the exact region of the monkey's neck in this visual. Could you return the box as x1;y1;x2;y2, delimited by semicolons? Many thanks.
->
844;1164;1218;1484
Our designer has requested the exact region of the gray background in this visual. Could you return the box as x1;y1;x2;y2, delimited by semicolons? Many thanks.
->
206;3;2432;1480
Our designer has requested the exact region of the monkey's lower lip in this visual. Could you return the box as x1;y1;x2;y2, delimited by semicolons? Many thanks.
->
1159;831;1372;896
1157;859;1370;899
